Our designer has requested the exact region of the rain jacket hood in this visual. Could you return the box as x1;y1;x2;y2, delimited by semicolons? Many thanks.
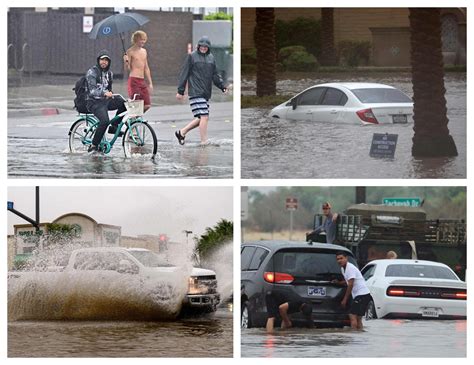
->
197;37;211;54
96;49;112;71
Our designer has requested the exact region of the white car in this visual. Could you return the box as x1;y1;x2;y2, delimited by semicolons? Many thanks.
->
270;82;413;125
361;259;466;319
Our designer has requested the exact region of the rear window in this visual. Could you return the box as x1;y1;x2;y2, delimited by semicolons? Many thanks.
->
271;249;356;277
352;88;412;103
385;264;458;280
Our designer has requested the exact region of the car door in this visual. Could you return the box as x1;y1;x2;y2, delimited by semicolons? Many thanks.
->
286;87;325;121
312;87;348;123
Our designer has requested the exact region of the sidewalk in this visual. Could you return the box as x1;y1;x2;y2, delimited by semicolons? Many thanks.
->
8;73;233;117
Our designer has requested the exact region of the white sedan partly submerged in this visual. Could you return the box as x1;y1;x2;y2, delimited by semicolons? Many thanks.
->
361;259;466;320
270;82;413;125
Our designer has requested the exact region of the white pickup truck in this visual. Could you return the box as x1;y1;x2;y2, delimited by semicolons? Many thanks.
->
9;247;220;316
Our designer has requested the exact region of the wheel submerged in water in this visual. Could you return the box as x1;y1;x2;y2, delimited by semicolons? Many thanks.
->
122;122;157;158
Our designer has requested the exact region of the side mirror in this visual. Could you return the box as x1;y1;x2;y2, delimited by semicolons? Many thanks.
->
291;98;297;110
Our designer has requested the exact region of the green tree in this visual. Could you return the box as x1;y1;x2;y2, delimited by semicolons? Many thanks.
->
193;219;233;264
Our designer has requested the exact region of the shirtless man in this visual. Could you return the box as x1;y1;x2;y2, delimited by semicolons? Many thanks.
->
123;30;153;112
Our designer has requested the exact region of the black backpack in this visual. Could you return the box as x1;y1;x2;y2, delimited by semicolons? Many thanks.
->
73;75;89;113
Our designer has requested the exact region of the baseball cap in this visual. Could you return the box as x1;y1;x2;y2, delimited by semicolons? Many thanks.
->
99;55;111;60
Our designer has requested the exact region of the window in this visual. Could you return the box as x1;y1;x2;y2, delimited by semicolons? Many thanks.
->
320;88;348;106
297;87;325;106
385;264;458;280
362;265;376;280
241;246;257;271
248;247;269;271
351;88;412;103
74;252;134;272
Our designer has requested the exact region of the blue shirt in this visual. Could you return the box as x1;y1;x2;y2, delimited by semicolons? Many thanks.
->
313;213;337;243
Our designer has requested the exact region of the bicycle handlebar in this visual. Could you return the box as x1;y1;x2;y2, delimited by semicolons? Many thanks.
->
112;93;140;102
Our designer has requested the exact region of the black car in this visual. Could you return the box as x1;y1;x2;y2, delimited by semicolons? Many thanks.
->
241;241;357;328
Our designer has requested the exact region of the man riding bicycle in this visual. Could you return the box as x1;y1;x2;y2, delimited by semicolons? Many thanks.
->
86;49;127;153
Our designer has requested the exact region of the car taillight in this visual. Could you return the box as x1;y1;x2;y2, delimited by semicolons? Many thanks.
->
356;108;379;124
263;272;294;284
441;291;467;300
387;288;420;297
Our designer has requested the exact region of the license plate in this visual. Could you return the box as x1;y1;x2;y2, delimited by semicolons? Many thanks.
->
422;308;439;318
393;115;408;124
308;286;326;297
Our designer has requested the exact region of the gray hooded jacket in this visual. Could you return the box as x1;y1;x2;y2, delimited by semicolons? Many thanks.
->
177;37;226;100
86;49;114;101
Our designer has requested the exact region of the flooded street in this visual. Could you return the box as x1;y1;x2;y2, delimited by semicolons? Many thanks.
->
241;73;466;179
241;319;466;357
9;308;233;357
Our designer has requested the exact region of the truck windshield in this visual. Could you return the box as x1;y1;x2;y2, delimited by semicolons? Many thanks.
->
128;250;173;267
272;248;357;277
385;264;459;280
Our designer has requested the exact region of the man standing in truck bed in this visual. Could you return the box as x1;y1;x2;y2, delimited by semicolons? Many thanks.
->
123;30;153;113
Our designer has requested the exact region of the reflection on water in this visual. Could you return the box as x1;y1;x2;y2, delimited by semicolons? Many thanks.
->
8;138;233;178
241;73;466;179
242;320;466;358
9;310;233;357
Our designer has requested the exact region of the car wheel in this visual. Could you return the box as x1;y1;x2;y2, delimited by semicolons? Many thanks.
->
365;300;377;320
241;301;252;329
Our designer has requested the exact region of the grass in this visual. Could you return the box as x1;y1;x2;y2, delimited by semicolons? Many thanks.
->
242;229;309;242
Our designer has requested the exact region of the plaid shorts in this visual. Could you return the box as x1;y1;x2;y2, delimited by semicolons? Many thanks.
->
190;97;209;118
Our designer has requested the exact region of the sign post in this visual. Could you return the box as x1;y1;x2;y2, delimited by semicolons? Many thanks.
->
285;197;298;240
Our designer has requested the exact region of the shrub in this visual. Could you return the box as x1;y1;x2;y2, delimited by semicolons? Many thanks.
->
204;12;233;21
278;45;307;62
283;50;319;72
241;48;257;65
275;17;321;58
338;40;371;67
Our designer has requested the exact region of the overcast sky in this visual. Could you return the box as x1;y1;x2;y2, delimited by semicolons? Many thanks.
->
7;187;233;241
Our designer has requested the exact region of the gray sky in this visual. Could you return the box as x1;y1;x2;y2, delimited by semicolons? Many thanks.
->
7;187;233;240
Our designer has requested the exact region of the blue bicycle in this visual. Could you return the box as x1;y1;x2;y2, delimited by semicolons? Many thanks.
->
68;94;157;158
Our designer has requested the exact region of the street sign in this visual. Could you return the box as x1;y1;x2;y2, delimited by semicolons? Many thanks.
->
83;16;94;33
286;197;298;211
370;133;398;158
7;201;14;210
383;197;422;207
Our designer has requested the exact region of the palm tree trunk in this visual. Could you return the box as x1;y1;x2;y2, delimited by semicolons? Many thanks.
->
255;8;276;96
409;8;458;157
320;8;337;66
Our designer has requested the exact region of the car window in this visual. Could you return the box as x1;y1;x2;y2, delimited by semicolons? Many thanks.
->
272;248;357;278
351;88;412;103
385;264;458;280
241;246;257;271
362;264;376;280
248;247;269;271
297;87;325;106
320;88;348;106
74;252;129;271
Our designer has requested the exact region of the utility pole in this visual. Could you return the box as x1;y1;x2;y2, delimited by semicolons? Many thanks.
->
7;186;41;231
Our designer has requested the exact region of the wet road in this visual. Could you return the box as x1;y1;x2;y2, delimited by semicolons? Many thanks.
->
8;103;233;178
241;73;466;179
8;308;233;357
241;319;466;357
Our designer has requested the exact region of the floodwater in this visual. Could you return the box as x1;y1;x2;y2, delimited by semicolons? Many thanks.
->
241;73;466;179
8;122;233;179
241;319;466;357
8;308;233;357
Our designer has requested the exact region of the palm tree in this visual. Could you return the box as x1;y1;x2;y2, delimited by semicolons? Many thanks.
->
320;8;337;66
193;219;233;264
409;8;458;157
255;8;276;96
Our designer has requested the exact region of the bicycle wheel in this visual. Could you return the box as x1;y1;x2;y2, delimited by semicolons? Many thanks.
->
68;118;95;153
122;121;157;158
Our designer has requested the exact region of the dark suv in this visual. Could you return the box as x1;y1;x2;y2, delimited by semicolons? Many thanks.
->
241;241;357;328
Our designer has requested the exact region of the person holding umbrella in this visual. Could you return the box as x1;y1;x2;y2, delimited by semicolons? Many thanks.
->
85;50;127;154
175;36;228;146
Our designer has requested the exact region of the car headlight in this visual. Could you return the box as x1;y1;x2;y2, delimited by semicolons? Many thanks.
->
188;276;208;295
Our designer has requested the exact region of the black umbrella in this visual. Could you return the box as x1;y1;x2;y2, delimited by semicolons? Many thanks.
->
89;12;150;54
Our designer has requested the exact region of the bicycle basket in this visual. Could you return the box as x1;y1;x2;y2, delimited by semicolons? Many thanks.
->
125;99;144;117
